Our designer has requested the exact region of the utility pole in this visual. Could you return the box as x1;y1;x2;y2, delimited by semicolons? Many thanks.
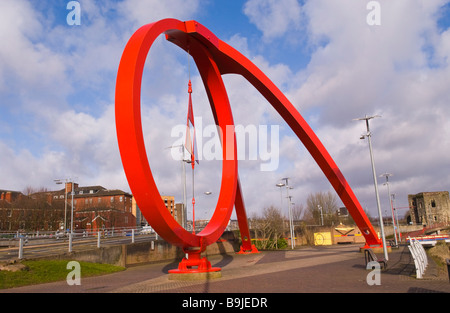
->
281;178;295;249
380;173;398;246
354;115;388;260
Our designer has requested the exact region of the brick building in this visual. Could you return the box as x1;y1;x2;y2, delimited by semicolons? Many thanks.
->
0;184;184;232
134;195;184;228
407;191;450;225
51;183;135;232
0;184;136;232
0;189;64;231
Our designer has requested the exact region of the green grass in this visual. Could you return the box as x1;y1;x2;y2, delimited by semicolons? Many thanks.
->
0;260;125;289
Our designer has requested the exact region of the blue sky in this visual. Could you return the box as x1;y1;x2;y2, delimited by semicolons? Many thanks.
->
1;0;450;222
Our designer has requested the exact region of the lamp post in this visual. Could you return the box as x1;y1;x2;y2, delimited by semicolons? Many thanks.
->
203;191;212;220
318;205;324;226
381;173;398;246
279;178;295;249
276;183;284;207
391;193;402;242
354;115;388;261
54;178;76;253
54;179;76;233
54;179;68;233
166;144;189;229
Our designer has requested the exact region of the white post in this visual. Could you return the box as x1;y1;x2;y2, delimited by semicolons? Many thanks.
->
18;238;24;259
69;232;73;253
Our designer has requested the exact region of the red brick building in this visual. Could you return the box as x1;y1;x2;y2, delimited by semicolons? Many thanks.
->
0;184;136;232
0;189;64;231
51;183;135;232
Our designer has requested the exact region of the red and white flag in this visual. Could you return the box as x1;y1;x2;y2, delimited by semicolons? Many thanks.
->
185;80;199;166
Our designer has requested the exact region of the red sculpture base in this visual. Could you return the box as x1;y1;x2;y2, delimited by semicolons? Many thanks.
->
236;244;260;254
168;250;221;274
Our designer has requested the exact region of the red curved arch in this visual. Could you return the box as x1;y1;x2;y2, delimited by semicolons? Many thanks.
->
115;19;238;250
115;19;381;253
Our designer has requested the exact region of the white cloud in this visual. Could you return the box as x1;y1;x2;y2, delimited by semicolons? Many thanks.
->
284;0;450;214
1;0;450;222
0;0;69;97
117;0;200;28
243;0;303;42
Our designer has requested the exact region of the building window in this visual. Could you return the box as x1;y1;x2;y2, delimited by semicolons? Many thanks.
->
111;197;114;203
431;200;436;208
120;196;123;202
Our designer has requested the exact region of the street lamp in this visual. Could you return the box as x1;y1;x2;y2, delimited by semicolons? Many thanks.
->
318;205;324;226
54;179;68;233
380;173;398;246
278;178;295;249
275;183;285;206
166;144;189;229
54;179;76;232
354;115;388;261
54;178;76;253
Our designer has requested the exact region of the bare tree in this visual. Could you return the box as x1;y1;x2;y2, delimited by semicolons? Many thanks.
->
304;191;339;226
291;203;304;222
252;206;286;249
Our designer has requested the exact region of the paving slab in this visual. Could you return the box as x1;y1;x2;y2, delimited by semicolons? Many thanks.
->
1;244;449;294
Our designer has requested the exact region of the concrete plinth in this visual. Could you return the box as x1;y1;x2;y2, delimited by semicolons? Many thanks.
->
168;270;222;281
360;246;392;254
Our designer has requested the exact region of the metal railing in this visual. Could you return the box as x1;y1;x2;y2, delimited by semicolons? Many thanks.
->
407;237;429;279
0;226;158;260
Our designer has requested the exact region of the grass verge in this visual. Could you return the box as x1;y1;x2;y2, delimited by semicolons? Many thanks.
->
0;260;125;289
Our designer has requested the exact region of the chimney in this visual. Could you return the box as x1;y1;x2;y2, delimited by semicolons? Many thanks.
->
66;182;79;194
5;192;12;203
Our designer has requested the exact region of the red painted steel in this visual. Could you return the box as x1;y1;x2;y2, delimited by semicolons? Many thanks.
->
115;19;381;273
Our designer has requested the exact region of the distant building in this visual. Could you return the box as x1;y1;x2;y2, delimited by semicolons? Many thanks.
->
50;183;135;231
0;189;64;231
133;195;184;228
407;191;450;225
0;190;23;203
0;184;136;232
0;184;187;232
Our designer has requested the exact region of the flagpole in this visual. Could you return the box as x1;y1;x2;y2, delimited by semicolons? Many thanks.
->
187;79;196;234
192;161;195;234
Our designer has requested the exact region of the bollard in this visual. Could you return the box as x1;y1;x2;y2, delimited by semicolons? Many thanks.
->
68;232;73;253
132;229;135;243
97;231;101;248
18;238;24;259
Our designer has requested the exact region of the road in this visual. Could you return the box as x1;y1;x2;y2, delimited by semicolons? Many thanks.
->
2;244;449;295
0;233;157;261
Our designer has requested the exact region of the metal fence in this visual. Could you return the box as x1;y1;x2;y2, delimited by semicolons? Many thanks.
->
0;226;158;260
407;237;429;279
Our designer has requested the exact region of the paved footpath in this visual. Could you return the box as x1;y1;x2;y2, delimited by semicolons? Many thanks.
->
2;244;449;294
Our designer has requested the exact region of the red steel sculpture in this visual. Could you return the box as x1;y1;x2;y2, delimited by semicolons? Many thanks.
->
115;19;382;274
